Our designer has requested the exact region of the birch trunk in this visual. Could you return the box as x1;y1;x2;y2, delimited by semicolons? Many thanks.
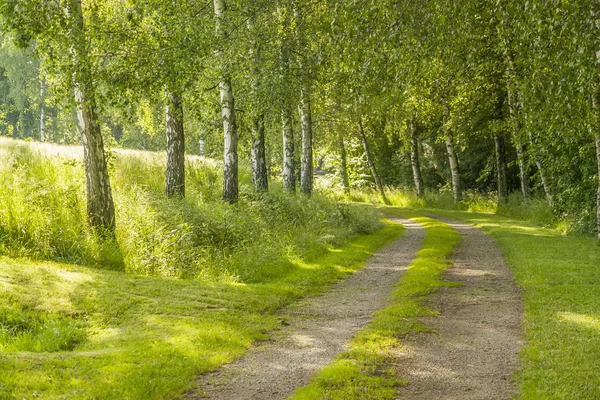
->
515;144;530;200
409;118;424;198
505;57;531;199
338;133;350;194
214;0;238;203
165;92;185;198
248;18;268;193
495;133;508;203
282;108;295;192
69;0;115;233
596;135;600;241
199;138;205;156
39;74;46;142
252;114;268;192
528;131;553;204
594;50;600;241
220;77;238;203
358;116;387;202
299;90;313;195
445;131;461;203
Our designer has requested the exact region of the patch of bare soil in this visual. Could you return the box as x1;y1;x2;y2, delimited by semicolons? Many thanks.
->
395;217;523;400
185;218;425;400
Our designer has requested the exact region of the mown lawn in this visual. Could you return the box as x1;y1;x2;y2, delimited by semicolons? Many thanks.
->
431;209;600;399
0;220;403;399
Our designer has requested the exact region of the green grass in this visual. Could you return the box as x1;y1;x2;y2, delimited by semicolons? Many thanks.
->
289;212;461;400
427;209;600;399
0;138;381;280
0;220;403;399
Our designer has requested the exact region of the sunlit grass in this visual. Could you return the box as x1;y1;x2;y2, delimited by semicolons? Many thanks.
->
290;212;460;400
427;209;600;399
0;220;403;399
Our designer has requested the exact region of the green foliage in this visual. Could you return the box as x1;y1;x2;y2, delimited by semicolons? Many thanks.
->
290;213;461;400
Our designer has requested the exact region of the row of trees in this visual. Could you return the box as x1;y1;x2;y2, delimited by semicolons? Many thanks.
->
1;0;599;240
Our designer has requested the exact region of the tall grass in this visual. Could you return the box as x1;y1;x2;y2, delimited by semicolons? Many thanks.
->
0;139;380;282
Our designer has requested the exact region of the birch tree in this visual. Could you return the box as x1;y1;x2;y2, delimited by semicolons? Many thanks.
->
214;0;238;203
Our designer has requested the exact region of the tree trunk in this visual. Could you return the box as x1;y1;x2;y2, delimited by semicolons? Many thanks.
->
495;133;508;204
445;131;461;203
358;116;387;202
282;108;295;192
252;113;268;192
69;0;115;234
409;118;424;198
220;77;238;203
214;0;238;203
338;133;350;194
165;92;185;198
39;74;46;142
596;135;600;241
505;57;531;199
594;49;600;241
299;90;313;195
515;143;530;200
199;137;205;156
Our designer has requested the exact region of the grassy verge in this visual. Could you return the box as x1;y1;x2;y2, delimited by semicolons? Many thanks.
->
289;212;461;400
0;220;403;399
0;139;380;280
427;209;600;399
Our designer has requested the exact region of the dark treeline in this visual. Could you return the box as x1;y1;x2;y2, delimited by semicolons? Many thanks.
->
0;0;598;239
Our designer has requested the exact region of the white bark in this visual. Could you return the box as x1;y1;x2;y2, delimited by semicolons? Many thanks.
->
39;74;46;142
282;108;295;192
445;132;461;203
299;90;313;195
214;0;238;203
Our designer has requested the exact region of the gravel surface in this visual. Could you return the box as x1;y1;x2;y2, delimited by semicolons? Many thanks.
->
186;218;425;400
394;217;523;400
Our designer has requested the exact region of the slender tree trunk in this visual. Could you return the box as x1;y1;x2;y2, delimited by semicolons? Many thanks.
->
445;131;461;203
528;131;553;204
515;143;530;199
358;115;387;202
594;50;600;241
282;108;295;192
165;92;185;198
536;159;553;204
199;137;205;156
495;133;508;203
595;135;600;241
69;0;115;233
505;57;531;199
214;0;238;203
293;3;313;195
252;113;268;192
299;90;313;195
220;77;238;203
409;118;424;198
39;74;46;142
338;133;350;194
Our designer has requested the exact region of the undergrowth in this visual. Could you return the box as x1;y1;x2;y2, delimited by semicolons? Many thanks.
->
0;139;380;281
290;212;461;400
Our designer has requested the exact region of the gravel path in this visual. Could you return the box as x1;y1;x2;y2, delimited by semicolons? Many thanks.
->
395;217;523;400
186;218;425;400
